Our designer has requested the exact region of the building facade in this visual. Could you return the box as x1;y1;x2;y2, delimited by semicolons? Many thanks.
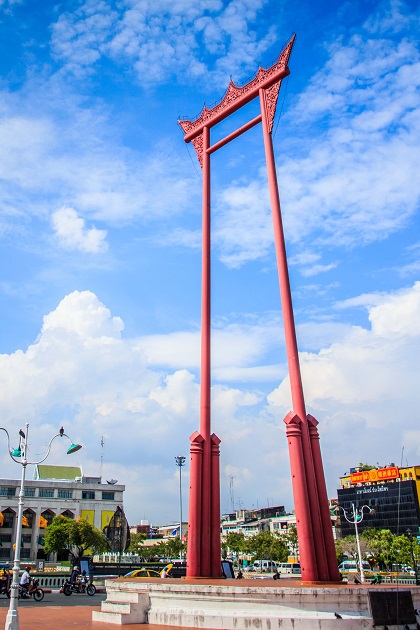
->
220;506;288;538
0;464;125;561
337;464;420;536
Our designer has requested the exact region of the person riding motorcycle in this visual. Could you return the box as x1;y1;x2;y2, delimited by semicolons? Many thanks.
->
70;566;80;585
19;566;32;597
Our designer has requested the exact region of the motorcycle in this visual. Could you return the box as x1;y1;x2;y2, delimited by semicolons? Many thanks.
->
0;576;11;598
62;577;96;596
8;578;44;601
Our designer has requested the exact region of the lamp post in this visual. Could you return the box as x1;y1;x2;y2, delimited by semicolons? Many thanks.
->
174;456;186;551
405;529;420;586
336;502;375;583
0;423;82;630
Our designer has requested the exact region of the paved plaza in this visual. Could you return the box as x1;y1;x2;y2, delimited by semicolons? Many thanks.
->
0;604;180;630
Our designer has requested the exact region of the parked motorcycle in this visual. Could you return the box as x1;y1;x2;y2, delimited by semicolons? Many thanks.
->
62;577;96;596
8;579;44;601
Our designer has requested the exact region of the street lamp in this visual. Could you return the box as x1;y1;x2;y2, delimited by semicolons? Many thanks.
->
174;456;186;551
405;529;420;586
0;423;82;630
336;502;375;583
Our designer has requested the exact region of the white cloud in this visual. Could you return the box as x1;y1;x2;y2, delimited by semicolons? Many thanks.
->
41;290;124;338
269;282;420;408
0;90;195;235
207;9;420;267
267;282;420;495
52;207;108;253
0;290;288;520
164;228;201;250
0;0;22;7
300;263;337;277
150;370;199;415
0;282;419;521
334;292;389;310
50;0;277;86
290;252;338;277
213;179;273;268
363;0;419;35
137;314;285;380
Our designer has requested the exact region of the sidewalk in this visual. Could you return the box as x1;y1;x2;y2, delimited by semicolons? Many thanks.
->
0;606;178;630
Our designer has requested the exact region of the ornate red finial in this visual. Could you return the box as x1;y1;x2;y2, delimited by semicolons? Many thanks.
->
178;34;296;145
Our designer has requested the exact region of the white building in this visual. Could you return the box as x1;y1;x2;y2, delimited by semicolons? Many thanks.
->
0;464;125;562
221;506;292;538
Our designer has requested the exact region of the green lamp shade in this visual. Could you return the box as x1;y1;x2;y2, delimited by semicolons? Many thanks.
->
11;448;22;457
67;443;82;454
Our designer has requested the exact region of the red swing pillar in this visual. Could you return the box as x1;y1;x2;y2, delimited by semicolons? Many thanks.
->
180;35;340;582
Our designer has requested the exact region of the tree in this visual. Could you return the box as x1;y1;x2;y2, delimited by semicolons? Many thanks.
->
361;528;396;570
391;534;414;568
335;535;364;563
357;463;376;471
244;531;289;563
224;532;246;556
44;516;110;561
335;528;419;571
127;532;147;554
159;537;185;559
139;544;162;561
282;524;299;558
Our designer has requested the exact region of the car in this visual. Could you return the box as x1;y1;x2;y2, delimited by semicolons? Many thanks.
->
123;569;161;578
123;564;173;579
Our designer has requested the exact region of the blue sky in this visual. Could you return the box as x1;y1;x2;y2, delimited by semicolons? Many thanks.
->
0;0;419;526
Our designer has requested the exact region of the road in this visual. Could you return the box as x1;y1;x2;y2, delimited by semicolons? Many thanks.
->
0;591;106;608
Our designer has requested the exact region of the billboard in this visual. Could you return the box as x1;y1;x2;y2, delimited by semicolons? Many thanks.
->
350;466;399;485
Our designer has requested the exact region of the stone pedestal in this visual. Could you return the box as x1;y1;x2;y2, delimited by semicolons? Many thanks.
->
93;578;420;629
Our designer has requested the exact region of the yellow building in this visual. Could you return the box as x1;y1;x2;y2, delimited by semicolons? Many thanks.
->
340;464;420;493
0;465;125;562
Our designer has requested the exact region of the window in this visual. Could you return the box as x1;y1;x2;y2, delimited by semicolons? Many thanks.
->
82;491;95;500
0;487;16;497
39;489;54;498
1;510;15;528
24;488;35;497
0;534;11;543
58;490;73;499
41;511;55;526
23;510;34;528
102;492;115;501
22;534;31;543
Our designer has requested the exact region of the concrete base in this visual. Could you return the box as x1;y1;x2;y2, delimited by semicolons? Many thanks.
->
93;578;420;629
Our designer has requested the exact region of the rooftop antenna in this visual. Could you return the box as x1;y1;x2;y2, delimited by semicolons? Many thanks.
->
100;435;104;479
229;476;236;512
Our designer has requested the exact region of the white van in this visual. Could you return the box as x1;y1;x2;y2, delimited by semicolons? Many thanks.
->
277;562;301;575
338;561;371;573
251;560;278;572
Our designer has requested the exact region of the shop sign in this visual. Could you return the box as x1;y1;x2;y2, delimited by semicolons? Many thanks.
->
350;466;399;485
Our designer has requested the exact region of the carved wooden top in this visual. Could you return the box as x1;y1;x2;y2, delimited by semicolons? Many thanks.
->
179;35;295;142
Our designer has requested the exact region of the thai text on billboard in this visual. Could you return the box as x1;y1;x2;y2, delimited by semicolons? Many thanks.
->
350;466;399;485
